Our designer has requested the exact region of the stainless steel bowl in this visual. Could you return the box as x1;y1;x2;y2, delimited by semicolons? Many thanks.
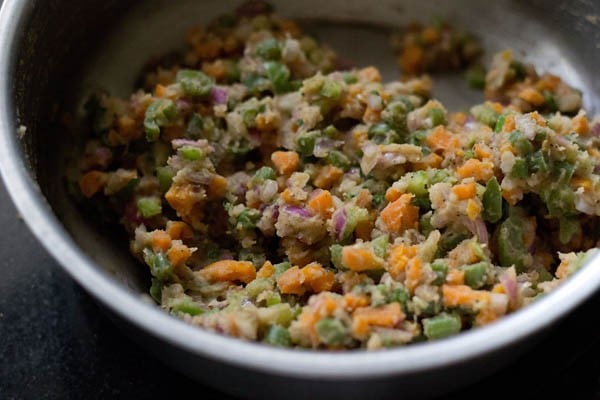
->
2;1;600;398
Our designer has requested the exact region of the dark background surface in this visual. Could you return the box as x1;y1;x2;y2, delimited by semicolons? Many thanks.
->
1;178;600;400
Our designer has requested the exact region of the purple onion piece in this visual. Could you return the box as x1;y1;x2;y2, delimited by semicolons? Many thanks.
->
591;122;600;137
594;165;600;174
499;273;519;308
334;209;347;241
464;218;489;245
176;99;192;112
284;205;312;218
211;86;229;105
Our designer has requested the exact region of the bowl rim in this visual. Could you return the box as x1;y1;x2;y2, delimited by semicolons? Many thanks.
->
2;0;600;381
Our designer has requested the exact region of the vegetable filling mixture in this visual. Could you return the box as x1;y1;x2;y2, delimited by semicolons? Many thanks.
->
74;1;600;349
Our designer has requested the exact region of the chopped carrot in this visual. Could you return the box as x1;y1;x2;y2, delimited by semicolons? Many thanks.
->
343;293;370;311
387;244;417;281
518;88;545;106
451;112;467;125
271;151;300;175
155;84;168;98
421;27;440;44
446;269;465;285
501;114;516;133
358;66;381;82
117;115;139;140
452;182;477;200
199;260;256;284
167;243;192;267
473;143;492;159
501;186;522;205
313;165;343;189
466;199;481;220
380;194;419;233
352;128;368;148
151;230;172;252
202;60;227;81
352;303;404;338
399;45;424;75
572;113;589;135
442;284;490;308
529;111;547;127
385;187;402;202
456;159;494;182
474;307;498;326
571;177;592;191
412;152;443;170
307;190;334;218
165;184;198;217
425;126;460;153
166;221;194;241
207;175;228;199
342;245;383;272
536;74;561;91
405;258;422;294
79;171;108;198
277;266;306;295
302;263;335;293
257;261;275;278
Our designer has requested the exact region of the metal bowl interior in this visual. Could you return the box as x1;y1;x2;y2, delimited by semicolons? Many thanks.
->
2;0;600;398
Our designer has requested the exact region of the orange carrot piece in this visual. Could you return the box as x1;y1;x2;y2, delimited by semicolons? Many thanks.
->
313;165;343;189
167;243;192;267
271;151;300;175
151;230;172;252
456;159;494;182
276;266;306;295
257;261;275;278
79;171;108;198
442;284;490;308
425;126;459;152
380;194;419;233
405;258;422;294
342;245;383;272
302;263;335;293
307;190;334;218
452;182;477;200
352;303;404;337
200;260;256;284
166;221;193;241
343;293;370;311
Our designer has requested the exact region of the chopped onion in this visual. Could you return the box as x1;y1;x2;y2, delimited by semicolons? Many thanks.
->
464;217;489;245
211;86;229;105
333;209;347;241
283;205;312;218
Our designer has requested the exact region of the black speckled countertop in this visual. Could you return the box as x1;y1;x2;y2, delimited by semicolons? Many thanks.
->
1;178;600;400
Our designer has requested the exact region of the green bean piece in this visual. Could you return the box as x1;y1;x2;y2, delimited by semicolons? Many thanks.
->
263;61;291;93
497;216;528;272
428;107;446;127
483;177;502;223
251;166;276;184
471;104;498;128
246;277;273;298
296;130;319;157
172;299;204;316
371;235;389;259
330;244;344;270
423;313;462;340
156;167;175;193
431;261;448;285
510;157;529;179
462;262;488;289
